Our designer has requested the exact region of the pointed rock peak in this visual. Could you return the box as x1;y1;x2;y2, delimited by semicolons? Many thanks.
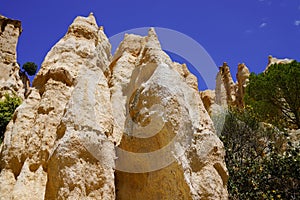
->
87;12;98;25
238;63;246;70
67;14;99;43
219;62;230;74
145;27;161;49
268;55;273;62
111;33;145;61
237;63;250;78
148;27;157;38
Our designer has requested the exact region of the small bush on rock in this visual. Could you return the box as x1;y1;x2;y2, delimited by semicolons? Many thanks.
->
0;94;22;141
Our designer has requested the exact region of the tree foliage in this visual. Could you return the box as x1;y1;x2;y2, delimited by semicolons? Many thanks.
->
0;94;22;141
221;109;300;199
245;61;300;129
22;62;38;76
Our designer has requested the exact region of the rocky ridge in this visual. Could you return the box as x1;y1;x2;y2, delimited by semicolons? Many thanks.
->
0;14;228;200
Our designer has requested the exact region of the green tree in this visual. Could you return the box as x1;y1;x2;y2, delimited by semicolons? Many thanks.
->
245;61;300;129
0;94;22;141
221;109;300;199
22;62;38;76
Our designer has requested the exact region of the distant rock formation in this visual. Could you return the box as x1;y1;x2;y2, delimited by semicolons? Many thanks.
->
201;55;296;115
200;62;250;136
215;62;236;107
265;55;294;71
201;55;299;136
0;15;29;99
201;62;250;114
236;63;250;108
0;14;228;199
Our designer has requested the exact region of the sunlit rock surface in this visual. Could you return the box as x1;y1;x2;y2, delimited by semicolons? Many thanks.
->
0;14;228;200
0;15;29;99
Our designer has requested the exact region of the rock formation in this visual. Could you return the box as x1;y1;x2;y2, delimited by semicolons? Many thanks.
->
202;55;293;114
0;13;115;200
0;15;29;99
201;62;250;113
216;62;236;105
266;55;294;71
200;62;250;136
0;14;228;199
110;28;227;200
200;90;215;115
215;62;236;107
235;63;250;108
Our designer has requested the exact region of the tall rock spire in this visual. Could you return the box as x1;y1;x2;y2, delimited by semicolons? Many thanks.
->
0;15;29;99
0;14;115;200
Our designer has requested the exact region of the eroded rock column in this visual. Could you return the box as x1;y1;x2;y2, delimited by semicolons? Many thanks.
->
0;13;115;200
110;29;228;200
0;15;29;99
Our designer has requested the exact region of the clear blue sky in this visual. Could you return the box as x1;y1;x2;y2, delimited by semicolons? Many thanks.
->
1;0;300;89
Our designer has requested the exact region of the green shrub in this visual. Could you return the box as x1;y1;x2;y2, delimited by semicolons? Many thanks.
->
22;62;38;76
0;94;22;141
220;109;300;199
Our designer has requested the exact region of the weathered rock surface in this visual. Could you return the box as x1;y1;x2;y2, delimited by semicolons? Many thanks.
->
0;15;29;99
215;62;235;107
0;13;115;200
111;29;228;199
217;62;236;107
0;13;228;199
200;89;215;115
202;62;250;113
235;63;250;108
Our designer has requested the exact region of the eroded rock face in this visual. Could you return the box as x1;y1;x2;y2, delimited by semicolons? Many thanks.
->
111;29;228;199
236;63;250;108
203;62;250;113
216;62;236;107
0;13;115;200
200;90;215;115
0;14;228;200
0;15;29;99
